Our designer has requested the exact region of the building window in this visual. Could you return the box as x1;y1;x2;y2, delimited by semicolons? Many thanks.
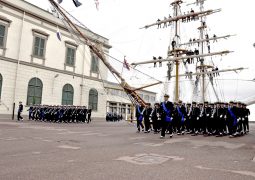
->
0;73;2;99
150;96;156;102
89;89;98;111
144;95;149;101
27;78;43;105
0;16;11;56
65;41;77;68
0;24;6;48
33;36;46;58
31;29;49;61
91;53;99;73
65;47;76;66
62;84;74;105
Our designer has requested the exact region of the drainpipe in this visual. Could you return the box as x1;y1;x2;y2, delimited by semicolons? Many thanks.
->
80;44;86;105
12;11;25;120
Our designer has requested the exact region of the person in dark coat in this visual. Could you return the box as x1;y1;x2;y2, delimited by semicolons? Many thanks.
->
17;101;23;121
151;103;162;134
144;103;152;133
160;94;174;138
136;101;145;132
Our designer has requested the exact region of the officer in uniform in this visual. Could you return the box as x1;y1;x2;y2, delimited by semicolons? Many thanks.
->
191;102;200;136
243;103;250;134
185;103;192;133
226;101;238;137
160;94;174;138
236;102;245;136
144;103;152;133
205;103;213;135
87;108;92;123
176;100;187;135
150;103;161;134
213;102;222;136
17;101;24;121
136;101;145;132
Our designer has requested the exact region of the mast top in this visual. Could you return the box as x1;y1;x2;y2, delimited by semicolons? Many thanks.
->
170;0;183;6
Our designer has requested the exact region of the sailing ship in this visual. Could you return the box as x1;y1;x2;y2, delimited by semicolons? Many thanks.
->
132;0;246;104
48;0;247;106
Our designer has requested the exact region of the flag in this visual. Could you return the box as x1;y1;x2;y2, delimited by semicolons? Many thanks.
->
72;0;82;7
57;0;63;4
123;56;130;71
56;26;62;41
95;0;99;10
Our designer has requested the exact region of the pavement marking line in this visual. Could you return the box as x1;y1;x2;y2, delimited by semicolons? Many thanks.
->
0;122;20;126
163;137;245;149
190;140;245;149
57;131;90;135
195;165;255;178
97;134;110;137
164;137;190;144
57;145;81;150
134;142;164;147
20;126;67;132
116;153;184;165
32;152;41;155
81;133;101;136
67;160;75;163
0;137;18;141
130;137;147;140
42;139;53;142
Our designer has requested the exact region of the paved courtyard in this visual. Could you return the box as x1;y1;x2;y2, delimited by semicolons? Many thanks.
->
0;118;255;180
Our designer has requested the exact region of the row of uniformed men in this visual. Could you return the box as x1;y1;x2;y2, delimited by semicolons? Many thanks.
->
28;105;92;123
136;94;250;138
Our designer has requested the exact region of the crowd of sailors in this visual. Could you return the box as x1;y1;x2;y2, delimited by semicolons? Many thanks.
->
135;94;250;138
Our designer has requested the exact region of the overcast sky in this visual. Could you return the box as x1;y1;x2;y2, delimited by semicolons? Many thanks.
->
25;0;255;103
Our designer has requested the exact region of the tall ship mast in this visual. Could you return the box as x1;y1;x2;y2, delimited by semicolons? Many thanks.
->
132;0;245;103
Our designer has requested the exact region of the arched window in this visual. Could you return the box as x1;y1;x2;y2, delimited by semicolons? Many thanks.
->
27;77;43;105
62;84;74;105
0;73;2;99
88;89;98;111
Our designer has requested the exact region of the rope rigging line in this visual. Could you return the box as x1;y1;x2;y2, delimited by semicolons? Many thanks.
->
52;3;163;95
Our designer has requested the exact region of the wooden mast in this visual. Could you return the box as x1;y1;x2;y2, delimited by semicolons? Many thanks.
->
172;0;182;102
48;0;159;107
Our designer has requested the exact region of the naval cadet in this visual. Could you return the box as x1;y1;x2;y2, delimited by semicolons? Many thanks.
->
136;101;145;132
160;94;174;138
150;103;161;134
144;103;152;133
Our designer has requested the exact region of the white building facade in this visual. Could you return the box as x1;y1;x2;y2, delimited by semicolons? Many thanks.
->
0;0;157;118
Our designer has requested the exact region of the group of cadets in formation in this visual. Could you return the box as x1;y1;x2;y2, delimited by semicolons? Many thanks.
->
136;94;250;138
27;105;92;123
